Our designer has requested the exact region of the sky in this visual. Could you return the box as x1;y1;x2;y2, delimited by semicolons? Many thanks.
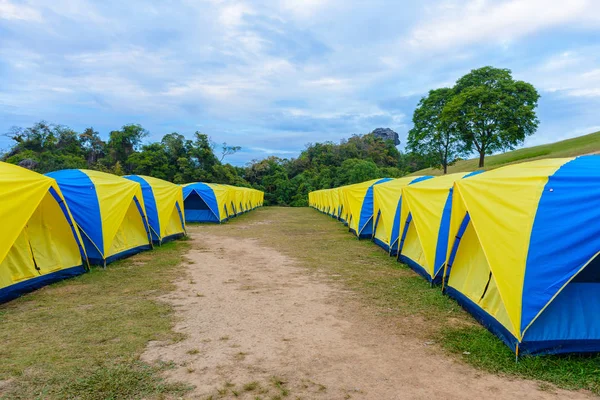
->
1;0;600;166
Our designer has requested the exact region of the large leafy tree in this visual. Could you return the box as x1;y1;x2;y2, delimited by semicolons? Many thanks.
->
106;124;148;172
443;66;540;167
407;88;463;174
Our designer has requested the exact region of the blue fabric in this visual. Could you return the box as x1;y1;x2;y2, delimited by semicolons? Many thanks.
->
446;286;519;353
398;212;413;255
399;254;442;284
0;265;86;304
409;176;434;185
182;183;220;222
433;171;483;279
103;244;152;265
357;178;392;237
390;198;403;253
522;156;600;333
185;209;220;223
124;176;160;242
525;282;600;341
372;237;390;253
445;213;471;278
433;193;452;280
47;170;104;259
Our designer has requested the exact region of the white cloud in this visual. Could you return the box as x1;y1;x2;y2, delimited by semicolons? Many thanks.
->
529;50;600;98
407;0;595;51
0;0;42;21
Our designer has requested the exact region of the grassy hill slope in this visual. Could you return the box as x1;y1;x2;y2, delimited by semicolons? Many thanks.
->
411;130;600;176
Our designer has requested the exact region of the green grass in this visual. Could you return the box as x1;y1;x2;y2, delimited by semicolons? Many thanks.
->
0;240;193;399
203;207;600;394
412;130;600;176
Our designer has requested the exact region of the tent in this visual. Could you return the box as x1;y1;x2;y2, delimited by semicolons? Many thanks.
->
398;172;481;283
182;183;230;223
0;162;88;303
341;178;393;238
124;175;186;244
372;176;431;254
48;169;153;266
444;156;600;355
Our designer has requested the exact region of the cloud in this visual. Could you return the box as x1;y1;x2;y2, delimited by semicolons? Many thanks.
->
407;0;597;52
1;0;600;162
0;0;42;21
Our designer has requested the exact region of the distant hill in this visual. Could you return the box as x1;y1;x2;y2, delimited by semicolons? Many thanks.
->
411;130;600;176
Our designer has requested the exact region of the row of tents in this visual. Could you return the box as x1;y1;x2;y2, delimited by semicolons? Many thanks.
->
0;162;263;303
308;156;600;356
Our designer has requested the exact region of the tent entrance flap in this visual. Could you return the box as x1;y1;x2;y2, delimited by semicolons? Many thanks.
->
522;253;600;354
163;205;185;239
106;198;151;259
0;189;85;303
184;191;220;222
446;219;514;342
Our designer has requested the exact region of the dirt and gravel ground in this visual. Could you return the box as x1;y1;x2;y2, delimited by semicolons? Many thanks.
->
142;220;593;400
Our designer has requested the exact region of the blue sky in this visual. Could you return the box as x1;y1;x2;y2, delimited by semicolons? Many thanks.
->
1;0;600;166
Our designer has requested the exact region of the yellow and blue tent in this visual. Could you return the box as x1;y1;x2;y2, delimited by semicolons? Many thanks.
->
47;169;153;266
397;172;482;283
444;156;600;355
342;178;393;238
1;162;88;303
372;176;431;254
329;188;344;219
124;175;186;244
183;183;230;223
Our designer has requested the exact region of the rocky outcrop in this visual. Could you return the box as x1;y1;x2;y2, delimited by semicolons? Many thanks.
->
371;128;400;146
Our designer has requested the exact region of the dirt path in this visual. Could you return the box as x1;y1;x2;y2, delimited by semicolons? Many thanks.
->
142;228;593;400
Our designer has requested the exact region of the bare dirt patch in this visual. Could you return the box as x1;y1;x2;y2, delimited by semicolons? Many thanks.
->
142;230;593;399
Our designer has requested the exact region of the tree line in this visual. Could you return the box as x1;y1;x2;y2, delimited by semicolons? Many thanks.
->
2;122;422;206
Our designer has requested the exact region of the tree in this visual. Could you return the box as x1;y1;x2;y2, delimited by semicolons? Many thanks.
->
407;88;463;174
443;66;540;168
79;127;106;166
220;142;241;162
107;124;148;172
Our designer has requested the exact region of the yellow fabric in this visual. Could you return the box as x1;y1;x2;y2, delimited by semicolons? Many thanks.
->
372;177;420;250
83;170;150;256
0;162;84;291
401;221;428;269
138;176;185;240
342;179;381;233
0;162;53;265
399;173;468;276
164;206;184;237
106;198;149;258
28;192;82;274
445;158;573;339
209;184;235;221
447;220;512;332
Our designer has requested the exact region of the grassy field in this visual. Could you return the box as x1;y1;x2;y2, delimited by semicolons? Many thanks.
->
0;240;192;399
222;208;600;395
412;130;600;176
2;207;600;398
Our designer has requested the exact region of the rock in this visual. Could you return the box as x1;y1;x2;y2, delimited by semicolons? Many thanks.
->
370;128;400;146
18;159;38;170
